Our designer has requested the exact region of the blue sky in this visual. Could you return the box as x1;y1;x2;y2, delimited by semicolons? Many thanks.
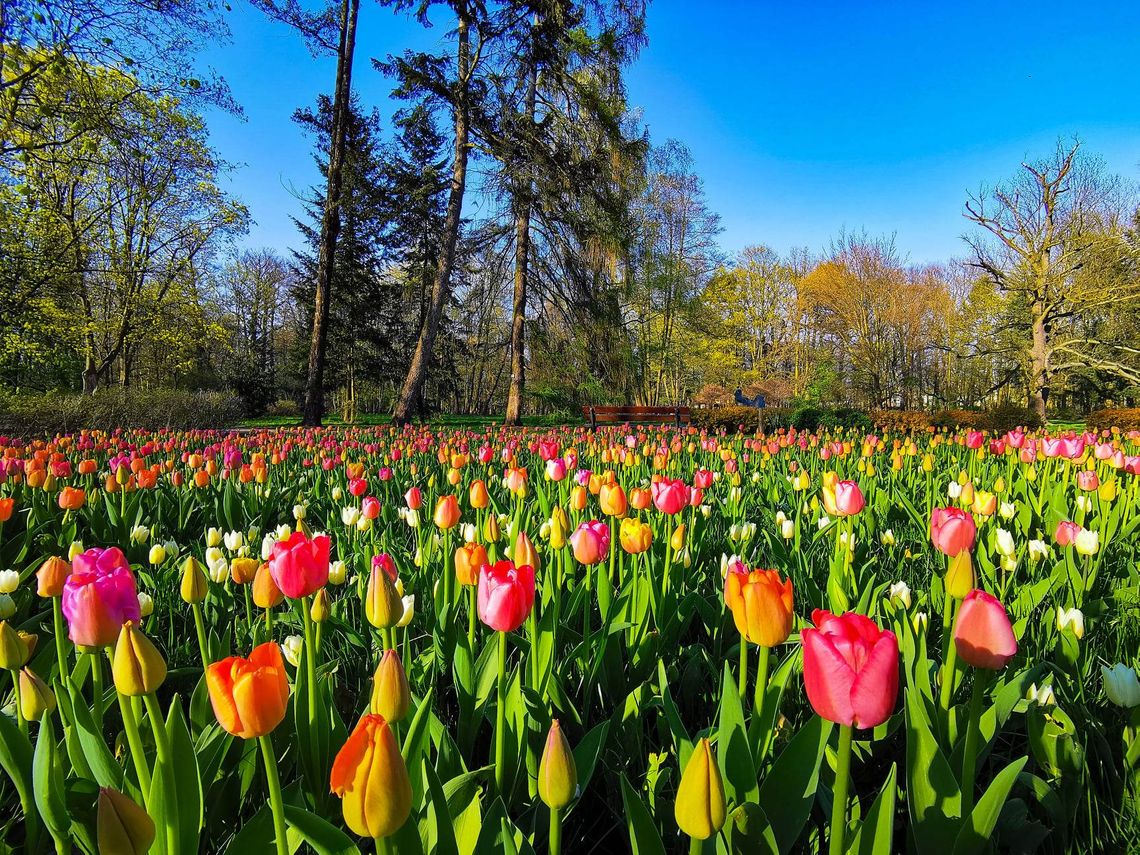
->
202;0;1140;265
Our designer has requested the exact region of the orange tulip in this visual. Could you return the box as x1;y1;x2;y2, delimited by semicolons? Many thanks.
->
58;486;86;510
330;714;412;839
433;495;460;530
569;485;588;512
723;564;794;648
469;479;490;509
252;563;284;609
599;483;628;517
206;642;289;739
455;542;488;587
0;497;13;523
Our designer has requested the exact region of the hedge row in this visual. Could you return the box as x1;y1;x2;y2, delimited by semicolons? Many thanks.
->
693;403;1045;434
1086;409;1140;432
0;388;246;436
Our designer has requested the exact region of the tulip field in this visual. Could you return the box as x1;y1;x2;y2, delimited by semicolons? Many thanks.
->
0;424;1139;854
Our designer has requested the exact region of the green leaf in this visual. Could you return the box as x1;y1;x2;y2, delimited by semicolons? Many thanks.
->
33;715;69;837
756;714;832;853
284;805;361;855
952;757;1027;855
725;803;779;855
570;720;610;802
848;762;896;855
717;662;757;804
619;773;666;855
66;679;124;788
166;697;203;855
904;687;962;853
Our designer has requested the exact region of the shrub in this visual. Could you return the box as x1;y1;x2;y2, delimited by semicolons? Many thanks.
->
266;399;301;418
690;405;794;433
977;403;1043;433
871;409;933;431
1087;408;1140;432
0;388;246;435
932;409;981;429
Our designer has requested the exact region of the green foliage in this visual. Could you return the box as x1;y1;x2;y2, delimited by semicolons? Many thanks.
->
0;388;244;434
976;403;1044;433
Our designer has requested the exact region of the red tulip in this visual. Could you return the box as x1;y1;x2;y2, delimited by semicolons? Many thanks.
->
268;532;331;599
651;478;688;515
361;496;380;520
802;610;898;729
404;487;422;510
477;560;535;633
953;590;1017;670
930;507;976;556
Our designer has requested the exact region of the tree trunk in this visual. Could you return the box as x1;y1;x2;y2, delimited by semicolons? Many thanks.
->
302;0;360;426
1029;306;1049;421
392;4;470;425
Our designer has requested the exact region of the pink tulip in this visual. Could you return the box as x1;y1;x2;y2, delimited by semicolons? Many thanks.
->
545;458;567;482
693;469;713;489
1005;430;1025;449
801;610;898;729
269;532;331;599
651;478;689;515
404;487;422;510
965;431;984;450
348;478;367;497
361;496;380;520
1076;470;1099;491
570;520;610;565
1054;520;1081;547
825;480;865;517
930;507;976;556
477;560;535;633
1093;442;1114;460
372;553;397;582
62;547;141;647
954;590;1017;670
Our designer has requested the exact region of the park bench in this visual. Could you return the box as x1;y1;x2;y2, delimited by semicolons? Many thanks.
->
582;405;690;430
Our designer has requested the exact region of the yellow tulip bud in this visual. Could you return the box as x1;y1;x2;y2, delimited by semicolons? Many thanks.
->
484;513;501;544
112;622;167;696
180;557;207;603
0;621;30;670
549;513;567;550
98;787;156;855
670;524;686;551
369;649;410;723
365;566;402;629
311;588;331;623
19;667;56;721
538;719;577;810
674;738;726;840
945;550;974;600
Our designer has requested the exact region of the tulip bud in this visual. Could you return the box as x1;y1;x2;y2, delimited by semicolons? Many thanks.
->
98;787;156;855
365;565;403;629
180;557;208;603
538;719;578;810
36;555;70;598
230;556;259;585
112;622;167;696
1102;663;1140;708
19;667;55;720
138;592;154;617
944;550;974;600
0;621;31;670
670;524;686;551
68;541;84;561
369;649;410;722
148;543;167;566
311;588;331;623
484;513;501;543
673;738;726;840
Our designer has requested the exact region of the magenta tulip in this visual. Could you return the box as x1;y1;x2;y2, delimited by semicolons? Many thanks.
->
477;560;535;633
802;609;898;729
268;531;331;599
62;547;141;647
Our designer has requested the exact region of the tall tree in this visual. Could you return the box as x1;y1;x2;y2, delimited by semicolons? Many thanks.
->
386;0;484;424
965;140;1139;419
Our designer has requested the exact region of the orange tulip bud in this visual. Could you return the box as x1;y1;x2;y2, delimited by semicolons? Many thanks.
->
206;642;289;739
455;542;488;587
330;714;412;839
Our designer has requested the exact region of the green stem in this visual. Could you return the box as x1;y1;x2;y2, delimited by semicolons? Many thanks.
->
961;669;988;817
192;602;210;668
10;670;25;736
829;724;853;855
549;806;563;855
259;735;290;855
375;835;393;855
689;835;702;855
468;585;477;649
738;638;748;699
495;630;508;797
302;598;318;726
51;597;68;682
89;650;104;733
753;644;770;723
939;597;959;713
118;691;152;799
143;692;178;855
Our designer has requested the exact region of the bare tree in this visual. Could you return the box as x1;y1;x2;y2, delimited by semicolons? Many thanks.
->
964;140;1139;419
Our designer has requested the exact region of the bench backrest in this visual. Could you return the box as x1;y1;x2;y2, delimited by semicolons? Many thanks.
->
581;406;691;428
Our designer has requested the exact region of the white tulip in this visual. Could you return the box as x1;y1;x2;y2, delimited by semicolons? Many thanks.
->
281;635;304;668
341;506;361;527
1055;606;1085;639
995;528;1015;558
1074;528;1099;556
880;529;896;547
1028;539;1050;561
206;527;222;548
1103;664;1140;707
329;560;347;585
0;594;15;619
889;581;912;609
130;525;150;545
224;531;244;551
292;504;307;521
781;519;795;540
0;570;19;594
999;501;1016;520
137;591;154;617
397;594;416;627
